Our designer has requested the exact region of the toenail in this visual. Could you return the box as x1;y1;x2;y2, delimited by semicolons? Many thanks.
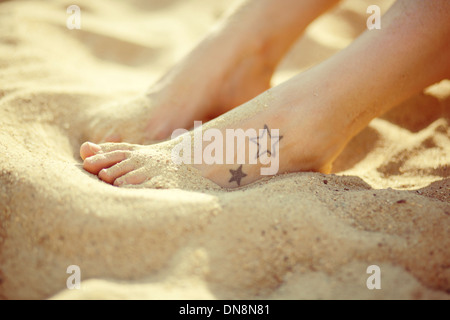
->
88;142;102;154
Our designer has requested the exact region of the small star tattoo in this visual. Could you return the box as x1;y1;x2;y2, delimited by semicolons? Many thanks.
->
229;165;247;186
249;124;283;159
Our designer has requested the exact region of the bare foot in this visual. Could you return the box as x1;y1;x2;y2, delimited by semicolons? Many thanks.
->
80;0;450;189
80;74;349;189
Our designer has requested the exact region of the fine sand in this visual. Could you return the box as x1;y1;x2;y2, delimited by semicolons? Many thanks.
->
0;0;449;300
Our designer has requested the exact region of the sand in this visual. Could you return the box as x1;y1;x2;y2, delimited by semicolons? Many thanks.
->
0;0;449;300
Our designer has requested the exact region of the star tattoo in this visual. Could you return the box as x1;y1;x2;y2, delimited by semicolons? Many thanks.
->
229;165;247;186
249;124;283;159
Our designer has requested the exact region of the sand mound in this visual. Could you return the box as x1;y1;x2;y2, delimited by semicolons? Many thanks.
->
0;0;449;300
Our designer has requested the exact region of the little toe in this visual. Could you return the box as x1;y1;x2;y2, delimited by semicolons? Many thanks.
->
98;160;136;184
83;150;130;175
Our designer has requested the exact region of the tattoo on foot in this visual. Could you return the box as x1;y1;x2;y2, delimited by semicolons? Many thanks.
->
229;165;247;186
249;124;283;159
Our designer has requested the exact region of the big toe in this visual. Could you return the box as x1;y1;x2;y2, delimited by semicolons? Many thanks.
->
80;142;102;160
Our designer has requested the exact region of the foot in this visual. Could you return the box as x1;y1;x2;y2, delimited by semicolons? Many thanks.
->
81;0;450;188
80;73;352;189
84;31;274;145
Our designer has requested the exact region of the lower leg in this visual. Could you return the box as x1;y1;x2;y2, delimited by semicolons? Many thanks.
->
84;0;340;144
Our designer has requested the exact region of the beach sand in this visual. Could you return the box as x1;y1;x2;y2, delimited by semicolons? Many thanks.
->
0;0;449;300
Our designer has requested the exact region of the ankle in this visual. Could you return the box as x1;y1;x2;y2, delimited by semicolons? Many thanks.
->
265;84;349;172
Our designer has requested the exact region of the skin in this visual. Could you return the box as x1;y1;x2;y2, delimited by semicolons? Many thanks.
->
81;0;450;189
86;0;340;143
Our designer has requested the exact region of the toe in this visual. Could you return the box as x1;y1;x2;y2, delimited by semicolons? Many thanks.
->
98;142;138;153
81;142;137;161
98;160;136;184
83;150;130;175
80;142;102;160
114;168;148;186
